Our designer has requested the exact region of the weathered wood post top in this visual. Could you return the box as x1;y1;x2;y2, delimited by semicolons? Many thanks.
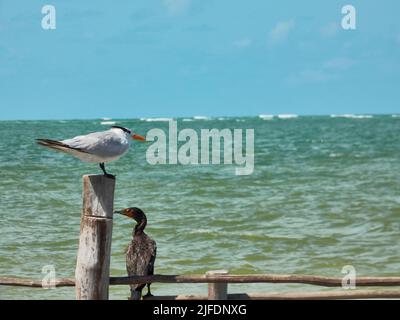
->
207;270;229;300
75;174;115;300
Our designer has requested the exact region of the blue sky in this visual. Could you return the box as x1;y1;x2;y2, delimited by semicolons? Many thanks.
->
0;0;399;120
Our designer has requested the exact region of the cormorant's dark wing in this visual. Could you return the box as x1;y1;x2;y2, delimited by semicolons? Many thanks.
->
126;235;157;293
147;239;157;276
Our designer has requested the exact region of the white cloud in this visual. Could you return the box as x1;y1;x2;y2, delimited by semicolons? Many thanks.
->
269;20;295;44
164;0;190;16
323;57;355;70
287;57;356;85
286;69;337;85
233;38;252;48
320;22;339;37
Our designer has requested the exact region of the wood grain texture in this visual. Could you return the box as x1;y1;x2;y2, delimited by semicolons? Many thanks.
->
75;175;115;300
0;277;75;287
108;274;400;286
3;274;400;287
206;270;228;300
82;175;115;219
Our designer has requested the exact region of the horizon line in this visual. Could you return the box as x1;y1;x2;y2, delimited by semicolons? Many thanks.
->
0;113;399;121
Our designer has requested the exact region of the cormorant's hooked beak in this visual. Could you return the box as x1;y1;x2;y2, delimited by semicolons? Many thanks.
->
114;209;134;219
132;134;146;142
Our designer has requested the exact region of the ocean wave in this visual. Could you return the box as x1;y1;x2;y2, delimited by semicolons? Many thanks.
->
259;114;274;120
182;118;193;122
141;117;173;122
329;153;343;158
193;116;211;120
277;114;298;119
392;114;400;118
330;114;373;119
100;121;116;125
101;117;112;121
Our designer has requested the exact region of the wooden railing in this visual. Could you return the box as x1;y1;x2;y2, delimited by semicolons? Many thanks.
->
2;272;400;300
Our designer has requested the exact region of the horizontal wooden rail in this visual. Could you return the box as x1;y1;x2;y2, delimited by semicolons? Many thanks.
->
109;274;400;287
2;274;400;288
0;277;75;288
143;290;400;300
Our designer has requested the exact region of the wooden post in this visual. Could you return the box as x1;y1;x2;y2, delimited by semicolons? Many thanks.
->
75;175;115;300
206;270;228;300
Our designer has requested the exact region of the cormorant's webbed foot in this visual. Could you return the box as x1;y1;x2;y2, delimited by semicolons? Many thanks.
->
143;284;153;298
99;163;116;179
143;292;153;299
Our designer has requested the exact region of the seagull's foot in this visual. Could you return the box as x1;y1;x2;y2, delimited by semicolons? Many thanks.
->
99;163;115;179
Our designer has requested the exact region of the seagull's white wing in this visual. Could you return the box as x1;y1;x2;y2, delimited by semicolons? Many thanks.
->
62;130;130;159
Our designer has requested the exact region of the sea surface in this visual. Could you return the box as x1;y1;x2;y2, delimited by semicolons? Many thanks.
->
0;115;399;299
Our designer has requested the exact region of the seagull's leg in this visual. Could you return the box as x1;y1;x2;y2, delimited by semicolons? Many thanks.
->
99;163;115;179
99;162;107;174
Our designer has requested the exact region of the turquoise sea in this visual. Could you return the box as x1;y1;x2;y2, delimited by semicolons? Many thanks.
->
0;115;399;299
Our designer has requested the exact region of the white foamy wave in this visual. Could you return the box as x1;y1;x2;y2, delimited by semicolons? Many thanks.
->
277;114;298;119
329;153;343;158
141;117;173;122
189;229;212;235
182;118;193;122
100;121;116;125
193;116;211;120
331;114;373;119
101;117;112;121
392;114;400;118
259;114;274;120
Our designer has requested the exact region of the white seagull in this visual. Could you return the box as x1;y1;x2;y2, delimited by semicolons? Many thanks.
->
36;126;146;178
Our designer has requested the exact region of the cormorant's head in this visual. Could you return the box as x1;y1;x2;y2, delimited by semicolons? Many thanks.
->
114;207;146;222
111;126;146;141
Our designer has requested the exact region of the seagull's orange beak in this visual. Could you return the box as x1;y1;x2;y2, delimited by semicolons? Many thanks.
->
132;134;146;142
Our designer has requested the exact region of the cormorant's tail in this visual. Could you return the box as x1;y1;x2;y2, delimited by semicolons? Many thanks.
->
129;289;142;300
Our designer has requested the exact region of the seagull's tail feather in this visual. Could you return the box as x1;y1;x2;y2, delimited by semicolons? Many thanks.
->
36;139;88;154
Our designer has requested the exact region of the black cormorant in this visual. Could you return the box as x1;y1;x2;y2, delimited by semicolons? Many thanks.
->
115;207;157;300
